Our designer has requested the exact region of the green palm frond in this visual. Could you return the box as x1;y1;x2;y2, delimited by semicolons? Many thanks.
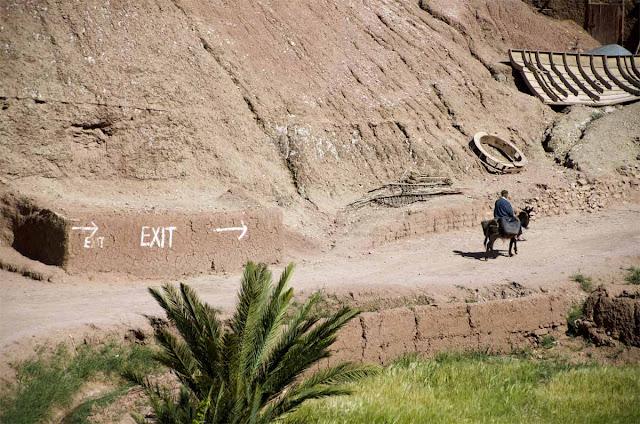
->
153;328;200;393
251;264;295;378
263;305;360;396
148;386;196;424
227;263;273;421
262;362;380;420
132;262;374;424
123;367;197;424
210;382;226;424
258;292;322;384
229;262;270;337
178;284;224;382
192;387;213;424
237;264;272;378
261;386;351;421
149;285;202;365
296;362;379;390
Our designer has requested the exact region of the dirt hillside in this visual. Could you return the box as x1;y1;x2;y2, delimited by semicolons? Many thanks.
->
1;0;598;211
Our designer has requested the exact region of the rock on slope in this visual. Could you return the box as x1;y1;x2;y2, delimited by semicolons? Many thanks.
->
1;0;597;207
543;102;640;178
578;285;640;347
564;103;640;178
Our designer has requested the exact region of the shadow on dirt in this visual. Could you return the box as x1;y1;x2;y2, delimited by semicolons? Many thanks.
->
452;250;502;260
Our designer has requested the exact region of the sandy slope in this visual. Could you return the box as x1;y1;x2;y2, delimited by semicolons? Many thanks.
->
1;0;597;208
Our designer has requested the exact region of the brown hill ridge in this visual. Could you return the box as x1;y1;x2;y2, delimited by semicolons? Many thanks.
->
1;0;598;210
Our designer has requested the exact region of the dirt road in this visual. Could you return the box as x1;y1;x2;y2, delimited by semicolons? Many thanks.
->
1;204;639;352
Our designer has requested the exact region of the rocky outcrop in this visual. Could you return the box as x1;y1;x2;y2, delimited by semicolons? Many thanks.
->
543;106;612;159
563;103;640;179
576;285;640;347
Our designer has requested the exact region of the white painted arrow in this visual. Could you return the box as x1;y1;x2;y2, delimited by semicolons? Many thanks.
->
214;220;248;240
71;221;99;238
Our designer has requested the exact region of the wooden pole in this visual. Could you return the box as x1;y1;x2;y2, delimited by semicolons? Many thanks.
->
620;1;624;45
637;1;640;54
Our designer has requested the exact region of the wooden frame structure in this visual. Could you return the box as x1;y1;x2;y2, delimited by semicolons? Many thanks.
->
509;49;640;105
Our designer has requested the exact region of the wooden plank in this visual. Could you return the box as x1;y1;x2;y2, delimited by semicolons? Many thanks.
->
602;56;640;95
524;51;562;100
547;52;579;95
575;54;604;93
562;53;599;101
615;56;640;88
533;51;568;97
589;55;612;89
630;56;640;80
509;50;552;103
520;71;553;102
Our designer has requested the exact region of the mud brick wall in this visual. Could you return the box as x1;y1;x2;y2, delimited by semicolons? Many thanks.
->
371;200;489;246
63;207;283;277
323;294;571;366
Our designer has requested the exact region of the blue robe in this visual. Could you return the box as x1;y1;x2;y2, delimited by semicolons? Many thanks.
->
494;197;514;219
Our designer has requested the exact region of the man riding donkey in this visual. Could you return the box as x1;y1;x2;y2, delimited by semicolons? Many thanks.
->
482;190;532;258
494;190;522;238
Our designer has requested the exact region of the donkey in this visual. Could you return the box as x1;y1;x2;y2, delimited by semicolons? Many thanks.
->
481;206;533;259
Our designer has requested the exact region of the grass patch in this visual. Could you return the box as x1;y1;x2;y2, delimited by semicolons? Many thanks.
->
571;273;593;292
540;335;556;349
287;353;640;424
0;342;157;424
567;303;585;336
625;267;640;285
61;387;129;424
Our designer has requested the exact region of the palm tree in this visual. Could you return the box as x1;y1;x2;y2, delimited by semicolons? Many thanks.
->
127;262;377;423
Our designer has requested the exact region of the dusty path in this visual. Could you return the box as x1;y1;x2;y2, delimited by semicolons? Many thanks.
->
1;204;639;352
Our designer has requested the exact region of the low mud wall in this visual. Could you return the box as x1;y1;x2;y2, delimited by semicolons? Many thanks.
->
322;293;571;366
361;178;640;248
370;200;489;246
7;201;283;277
66;208;283;277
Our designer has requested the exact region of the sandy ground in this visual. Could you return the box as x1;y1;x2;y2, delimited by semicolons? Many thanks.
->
1;203;638;355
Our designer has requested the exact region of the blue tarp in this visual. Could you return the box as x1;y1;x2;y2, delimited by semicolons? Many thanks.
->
585;44;633;56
